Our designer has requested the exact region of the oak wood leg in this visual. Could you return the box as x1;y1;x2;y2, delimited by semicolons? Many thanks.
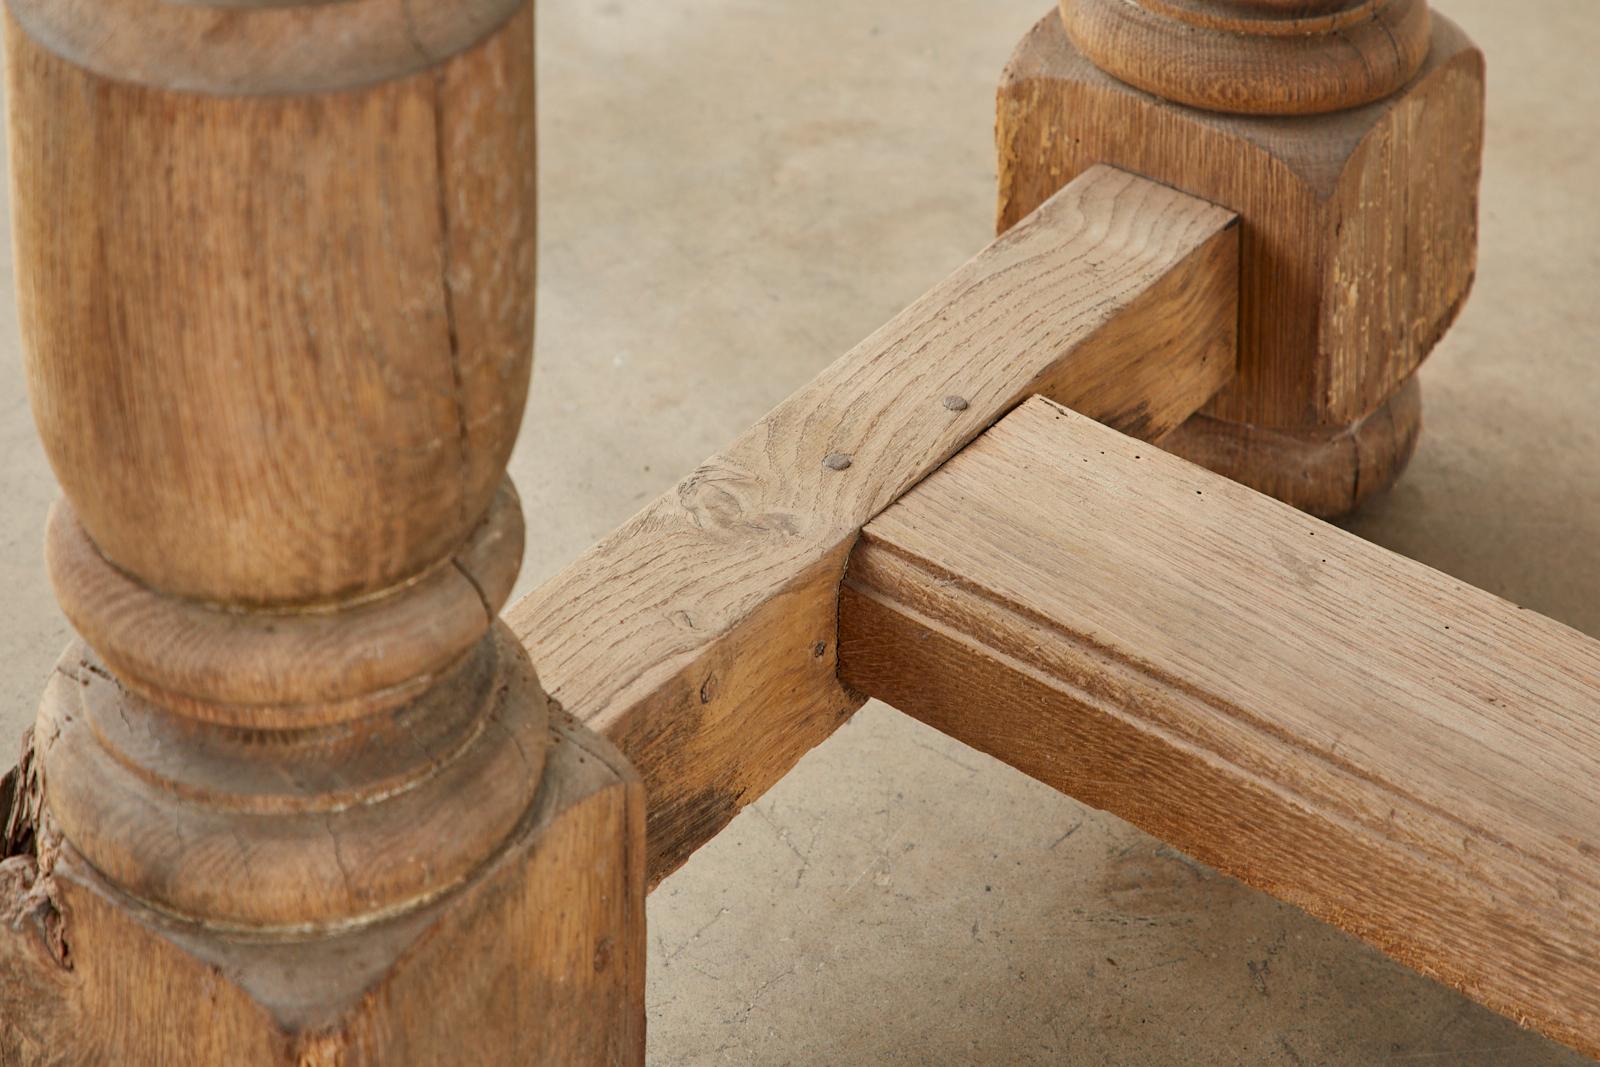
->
0;2;644;1062
997;2;1485;516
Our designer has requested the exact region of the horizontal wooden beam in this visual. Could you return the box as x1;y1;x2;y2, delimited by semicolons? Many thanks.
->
506;166;1238;885
839;396;1600;1060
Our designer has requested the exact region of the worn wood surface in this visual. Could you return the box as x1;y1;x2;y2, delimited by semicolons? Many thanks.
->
840;396;1600;1060
1160;373;1423;517
35;625;550;931
9;2;537;605
5;0;550;933
999;8;1483;515
1059;0;1432;115
2;2;645;1062
506;165;1239;885
8;0;526;94
0;737;74;1067
2;712;645;1067
42;482;527;728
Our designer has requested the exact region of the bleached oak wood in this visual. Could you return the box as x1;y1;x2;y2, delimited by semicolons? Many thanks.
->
10;7;537;606
9;0;526;94
2;715;645;1067
506;165;1239;885
1;1;647;1062
840;396;1600;1060
1059;0;1433;116
999;6;1484;516
6;0;546;930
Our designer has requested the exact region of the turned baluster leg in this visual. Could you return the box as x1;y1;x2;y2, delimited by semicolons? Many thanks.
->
1;1;643;1063
997;0;1485;517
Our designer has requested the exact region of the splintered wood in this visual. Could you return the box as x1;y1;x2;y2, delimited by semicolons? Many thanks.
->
841;396;1600;1060
506;166;1238;884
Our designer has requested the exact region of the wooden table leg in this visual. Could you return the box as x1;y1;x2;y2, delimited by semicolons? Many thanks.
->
997;0;1485;517
0;2;644;1063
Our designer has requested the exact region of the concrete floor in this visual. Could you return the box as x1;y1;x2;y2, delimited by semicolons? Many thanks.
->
2;1;1597;1064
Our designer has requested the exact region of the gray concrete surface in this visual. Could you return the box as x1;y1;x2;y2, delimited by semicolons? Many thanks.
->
2;1;1597;1063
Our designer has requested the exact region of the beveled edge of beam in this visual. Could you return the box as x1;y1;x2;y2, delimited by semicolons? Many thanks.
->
841;395;1600;1060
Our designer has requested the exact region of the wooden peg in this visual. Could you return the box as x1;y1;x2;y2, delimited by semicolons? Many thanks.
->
0;1;644;1062
998;0;1485;516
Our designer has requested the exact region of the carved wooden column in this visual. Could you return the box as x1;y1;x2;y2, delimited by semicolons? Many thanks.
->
1;1;644;1063
997;0;1485;516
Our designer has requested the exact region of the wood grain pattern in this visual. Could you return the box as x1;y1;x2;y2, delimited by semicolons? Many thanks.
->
506;165;1239;885
840;396;1600;1060
9;2;536;605
4;0;554;933
1158;373;1423;516
8;0;525;94
1000;10;1482;432
0;738;74;1067
998;8;1482;516
2;2;643;1060
43;481;525;728
3;713;644;1066
37;626;549;931
1059;0;1432;115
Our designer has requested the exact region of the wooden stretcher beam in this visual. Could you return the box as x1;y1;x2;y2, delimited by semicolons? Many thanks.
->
505;165;1238;885
839;396;1600;1060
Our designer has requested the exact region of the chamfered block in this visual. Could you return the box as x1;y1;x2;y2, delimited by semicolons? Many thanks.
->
1;691;644;1067
998;8;1484;515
